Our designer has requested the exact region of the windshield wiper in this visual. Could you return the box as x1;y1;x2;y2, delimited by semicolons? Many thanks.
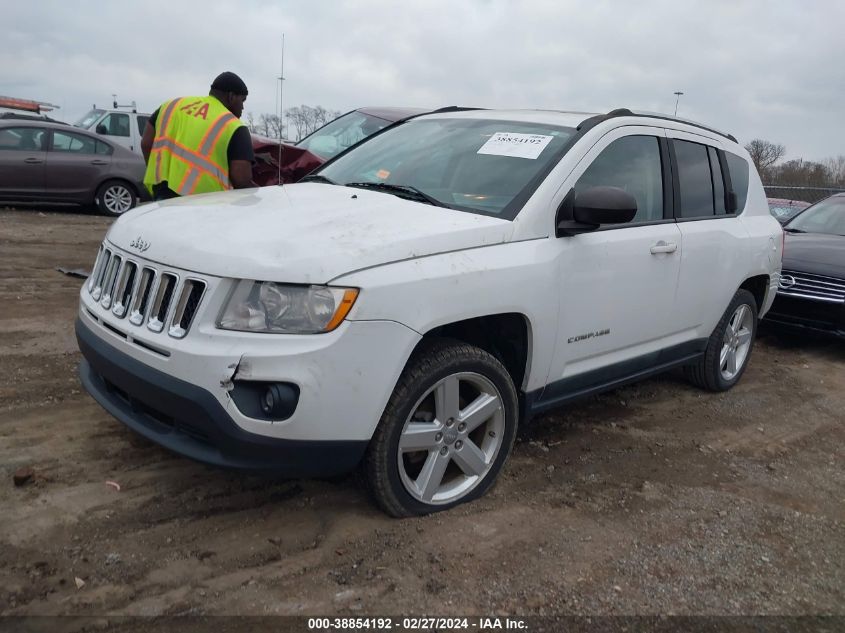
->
299;174;337;185
783;227;805;233
344;182;447;207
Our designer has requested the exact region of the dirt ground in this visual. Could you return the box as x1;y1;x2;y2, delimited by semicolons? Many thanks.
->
1;208;843;619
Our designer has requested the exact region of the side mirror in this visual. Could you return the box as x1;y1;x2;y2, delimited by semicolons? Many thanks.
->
96;124;108;135
556;186;638;236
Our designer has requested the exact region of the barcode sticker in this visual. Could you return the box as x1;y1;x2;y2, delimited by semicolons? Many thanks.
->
477;132;554;159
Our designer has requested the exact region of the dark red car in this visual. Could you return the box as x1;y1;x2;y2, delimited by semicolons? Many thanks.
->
252;107;428;186
767;197;811;224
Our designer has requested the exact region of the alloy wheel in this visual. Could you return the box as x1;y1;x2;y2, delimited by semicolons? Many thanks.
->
104;185;134;214
719;303;754;381
397;371;505;505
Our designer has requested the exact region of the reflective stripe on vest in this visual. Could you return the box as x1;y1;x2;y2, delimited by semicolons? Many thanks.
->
144;96;241;196
151;138;228;184
154;98;184;183
199;112;236;155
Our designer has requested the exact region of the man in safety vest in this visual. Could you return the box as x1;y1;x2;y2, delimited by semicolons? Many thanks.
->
141;71;255;200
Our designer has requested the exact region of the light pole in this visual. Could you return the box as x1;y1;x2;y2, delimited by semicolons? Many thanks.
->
278;34;285;140
274;34;286;186
673;91;684;117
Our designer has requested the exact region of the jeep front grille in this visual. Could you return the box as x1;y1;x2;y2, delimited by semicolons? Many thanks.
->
88;246;206;339
778;269;845;304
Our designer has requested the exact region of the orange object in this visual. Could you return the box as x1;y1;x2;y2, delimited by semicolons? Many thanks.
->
0;96;59;113
325;289;359;332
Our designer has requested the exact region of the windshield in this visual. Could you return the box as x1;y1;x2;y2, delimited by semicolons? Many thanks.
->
786;196;845;236
318;117;576;218
296;111;391;159
73;109;105;129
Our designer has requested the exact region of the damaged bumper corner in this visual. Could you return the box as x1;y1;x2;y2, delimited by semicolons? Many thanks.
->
75;317;367;474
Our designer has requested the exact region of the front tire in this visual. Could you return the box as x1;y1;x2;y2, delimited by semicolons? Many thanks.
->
685;288;758;391
95;180;137;216
365;339;519;517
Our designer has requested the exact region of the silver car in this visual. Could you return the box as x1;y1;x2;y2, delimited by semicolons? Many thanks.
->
0;118;147;216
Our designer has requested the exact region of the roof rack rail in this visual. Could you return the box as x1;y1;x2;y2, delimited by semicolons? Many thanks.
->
429;106;486;114
577;108;737;143
0;112;67;125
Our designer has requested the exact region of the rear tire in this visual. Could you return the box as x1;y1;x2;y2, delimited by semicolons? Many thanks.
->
95;180;137;216
685;289;758;392
365;339;519;517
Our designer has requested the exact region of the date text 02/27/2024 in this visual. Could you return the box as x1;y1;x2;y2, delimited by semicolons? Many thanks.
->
306;616;528;631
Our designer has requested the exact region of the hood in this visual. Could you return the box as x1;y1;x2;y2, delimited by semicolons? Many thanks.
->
783;232;845;279
107;184;513;283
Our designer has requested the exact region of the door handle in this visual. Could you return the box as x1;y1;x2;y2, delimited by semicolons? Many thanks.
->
650;241;678;254
24;157;43;164
90;159;109;165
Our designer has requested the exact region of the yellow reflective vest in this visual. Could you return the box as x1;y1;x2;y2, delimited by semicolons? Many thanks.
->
143;95;243;196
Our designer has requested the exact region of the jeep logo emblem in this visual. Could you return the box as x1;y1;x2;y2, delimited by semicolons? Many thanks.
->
129;236;151;253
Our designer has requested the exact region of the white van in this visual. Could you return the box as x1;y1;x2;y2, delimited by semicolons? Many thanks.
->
75;107;150;155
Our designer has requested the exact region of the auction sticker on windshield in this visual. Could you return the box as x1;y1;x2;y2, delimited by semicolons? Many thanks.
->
477;132;554;159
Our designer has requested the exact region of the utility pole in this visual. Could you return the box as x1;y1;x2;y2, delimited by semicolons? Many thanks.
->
276;34;286;186
673;91;684;117
278;34;285;140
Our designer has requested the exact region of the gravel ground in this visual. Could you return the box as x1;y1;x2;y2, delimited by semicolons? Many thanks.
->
0;208;843;623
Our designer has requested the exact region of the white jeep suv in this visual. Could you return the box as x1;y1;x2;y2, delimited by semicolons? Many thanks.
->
76;108;782;516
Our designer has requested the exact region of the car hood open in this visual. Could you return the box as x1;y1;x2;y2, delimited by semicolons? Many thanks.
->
250;138;323;186
106;184;514;283
783;233;845;279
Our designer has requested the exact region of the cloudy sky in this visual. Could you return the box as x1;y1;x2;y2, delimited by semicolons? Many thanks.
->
3;1;842;161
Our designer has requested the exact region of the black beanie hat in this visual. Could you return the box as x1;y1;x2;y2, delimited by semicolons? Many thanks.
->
211;71;248;96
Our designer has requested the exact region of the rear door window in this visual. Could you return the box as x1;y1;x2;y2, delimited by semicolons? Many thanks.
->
708;147;727;215
674;140;714;218
52;131;99;154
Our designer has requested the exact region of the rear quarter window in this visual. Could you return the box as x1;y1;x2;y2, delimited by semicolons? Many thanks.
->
725;152;750;212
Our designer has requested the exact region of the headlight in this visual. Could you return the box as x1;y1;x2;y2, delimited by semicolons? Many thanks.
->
217;280;359;334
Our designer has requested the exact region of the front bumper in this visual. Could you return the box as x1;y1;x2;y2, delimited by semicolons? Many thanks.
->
76;317;368;474
764;295;845;339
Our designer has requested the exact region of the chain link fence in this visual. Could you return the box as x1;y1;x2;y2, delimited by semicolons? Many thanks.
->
763;185;845;204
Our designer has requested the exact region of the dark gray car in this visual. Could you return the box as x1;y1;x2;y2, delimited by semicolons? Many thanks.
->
0;119;147;216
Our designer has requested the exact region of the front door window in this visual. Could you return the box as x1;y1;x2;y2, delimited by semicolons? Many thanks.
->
575;135;664;223
98;113;131;137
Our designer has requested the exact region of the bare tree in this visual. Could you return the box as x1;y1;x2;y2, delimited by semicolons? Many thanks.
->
770;159;831;188
822;155;845;187
243;112;257;133
245;106;344;141
285;106;307;141
264;114;284;139
745;139;786;175
284;105;342;140
256;113;285;138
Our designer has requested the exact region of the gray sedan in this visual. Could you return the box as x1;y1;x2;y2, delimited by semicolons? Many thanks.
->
0;118;147;216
